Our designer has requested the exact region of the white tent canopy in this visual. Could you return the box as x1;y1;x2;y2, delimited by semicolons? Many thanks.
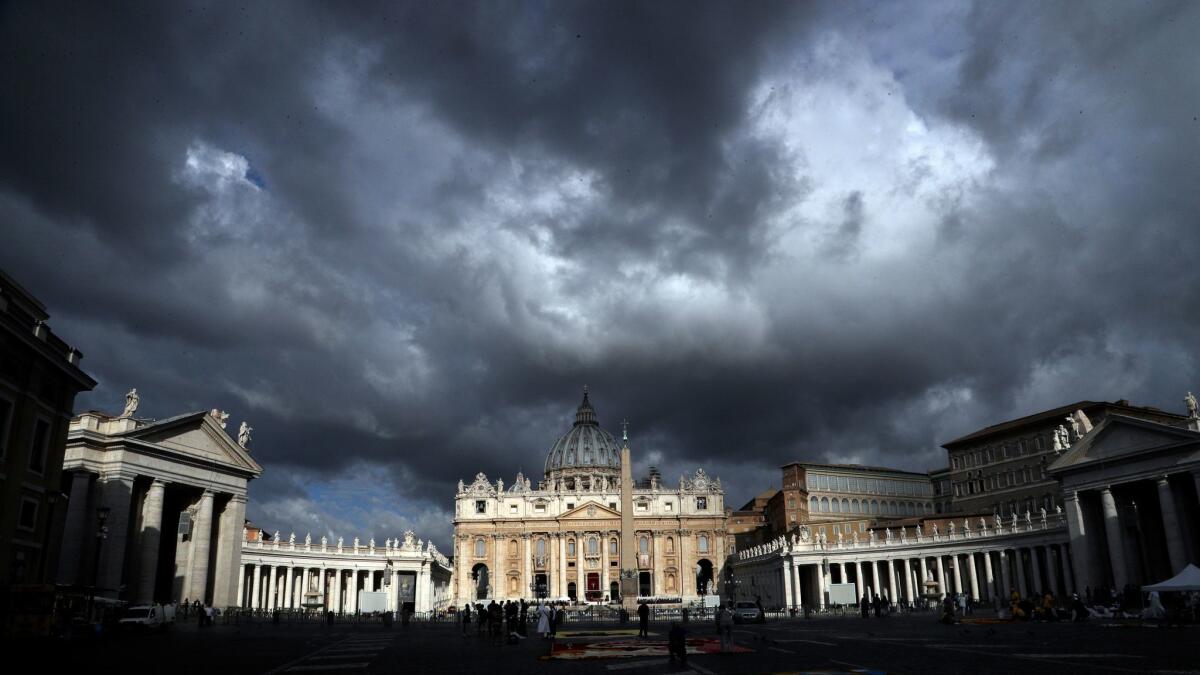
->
1143;564;1200;591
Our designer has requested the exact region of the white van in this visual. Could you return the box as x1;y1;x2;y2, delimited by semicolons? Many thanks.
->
117;603;176;629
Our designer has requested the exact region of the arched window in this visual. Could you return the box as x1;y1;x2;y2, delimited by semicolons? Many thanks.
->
609;538;618;555
699;535;709;553
870;500;879;514
639;536;649;554
831;499;840;514
666;537;675;553
810;496;819;512
851;499;860;514
567;539;576;556
509;540;518;557
474;539;486;557
536;538;546;557
588;537;598;555
820;497;830;512
841;498;849;513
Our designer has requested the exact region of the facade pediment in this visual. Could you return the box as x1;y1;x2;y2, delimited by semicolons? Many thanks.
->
125;412;263;475
1048;415;1200;474
558;501;621;520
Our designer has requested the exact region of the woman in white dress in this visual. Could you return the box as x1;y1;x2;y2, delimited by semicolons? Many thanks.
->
536;603;551;637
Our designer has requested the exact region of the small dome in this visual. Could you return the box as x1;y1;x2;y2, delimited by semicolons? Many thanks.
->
544;388;622;477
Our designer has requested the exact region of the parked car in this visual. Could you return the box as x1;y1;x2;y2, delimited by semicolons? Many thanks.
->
732;601;764;624
117;603;176;630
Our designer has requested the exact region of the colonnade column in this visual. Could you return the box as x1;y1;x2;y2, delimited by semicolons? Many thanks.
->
951;555;963;595
854;561;864;600
1049;547;1065;597
816;562;827;609
935;556;946;599
782;559;794;609
237;565;247;607
998;551;1011;601
250;564;261;609
1099;487;1128;588
1030;546;1044;596
186;490;215;603
348;570;358;614
1014;549;1028;598
966;553;980;601
918;557;928;597
1156;476;1187;574
982;550;995;602
1063;491;1090;593
902;559;914;603
793;561;804;608
283;566;294;610
268;565;278;609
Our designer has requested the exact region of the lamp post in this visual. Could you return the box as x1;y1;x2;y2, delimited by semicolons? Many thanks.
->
89;506;111;622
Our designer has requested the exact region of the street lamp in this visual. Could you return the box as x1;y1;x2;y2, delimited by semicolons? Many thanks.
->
89;506;111;621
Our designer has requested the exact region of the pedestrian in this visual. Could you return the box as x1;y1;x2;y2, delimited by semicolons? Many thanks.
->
940;595;956;624
549;603;558;638
476;603;486;636
537;603;550;638
872;593;881;618
462;604;471;636
718;605;734;652
667;621;688;666
860;593;870;618
519;599;528;637
488;600;502;644
637;600;650;638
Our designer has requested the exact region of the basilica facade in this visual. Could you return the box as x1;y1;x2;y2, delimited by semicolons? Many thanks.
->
452;389;727;605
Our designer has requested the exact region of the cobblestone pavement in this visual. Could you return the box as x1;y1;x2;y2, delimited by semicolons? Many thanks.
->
35;613;1200;675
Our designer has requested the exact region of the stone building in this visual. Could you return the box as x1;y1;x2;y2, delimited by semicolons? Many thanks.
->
942;399;1191;517
57;403;261;607
0;269;96;586
452;389;727;605
1048;410;1200;591
237;528;453;614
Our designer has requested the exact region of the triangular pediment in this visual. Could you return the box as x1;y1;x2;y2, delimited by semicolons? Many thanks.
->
558;501;621;520
124;412;263;475
1048;415;1200;473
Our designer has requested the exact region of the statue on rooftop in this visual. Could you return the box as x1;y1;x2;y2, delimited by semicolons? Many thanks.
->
1187;391;1199;419
238;421;253;448
122;388;140;417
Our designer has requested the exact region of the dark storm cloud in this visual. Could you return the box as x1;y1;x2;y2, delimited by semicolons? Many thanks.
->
3;0;1199;546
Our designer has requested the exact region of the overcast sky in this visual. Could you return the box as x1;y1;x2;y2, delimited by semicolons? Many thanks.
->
3;1;1199;550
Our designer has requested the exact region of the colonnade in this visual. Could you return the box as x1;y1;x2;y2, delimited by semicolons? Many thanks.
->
237;564;421;613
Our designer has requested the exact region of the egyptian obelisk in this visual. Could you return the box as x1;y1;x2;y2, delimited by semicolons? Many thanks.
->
619;426;638;606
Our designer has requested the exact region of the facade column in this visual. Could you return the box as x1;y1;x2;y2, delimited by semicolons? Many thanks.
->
392;567;401;612
236;565;247;607
1156;477;1187;574
348;570;358;614
982;550;995;602
935;556;946;599
95;475;135;599
213;494;246;608
559;533;568;600
268;565;278;610
951;554;963;595
918;557;928;597
792;561;804;608
903;559;914;604
1063;546;1077;594
1049;546;1065;598
186;490;215;603
1099;486;1128;588
250;564;261;609
1063;490;1090;593
57;471;94;585
524;535;533;600
1015;549;1028;598
135;479;167;603
1030;547;1043;595
854;560;864;600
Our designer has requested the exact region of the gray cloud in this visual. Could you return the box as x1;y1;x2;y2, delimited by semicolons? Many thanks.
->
3;1;1199;548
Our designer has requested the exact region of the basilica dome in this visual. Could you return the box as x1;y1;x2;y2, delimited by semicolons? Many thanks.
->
544;388;623;478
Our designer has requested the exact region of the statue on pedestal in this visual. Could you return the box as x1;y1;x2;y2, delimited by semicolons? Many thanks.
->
994;512;1003;530
238;421;253;448
1039;507;1047;526
320;535;327;548
948;521;955;536
337;536;344;549
931;523;939;538
1186;391;1199;419
1011;513;1018;530
288;532;295;545
305;533;312;546
915;524;923;538
122;388;140;417
369;537;375;550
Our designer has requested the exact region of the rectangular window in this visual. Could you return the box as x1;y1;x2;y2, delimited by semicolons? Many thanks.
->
534;503;546;513
696;497;707;511
509;504;518;514
28;417;50;474
475;500;487;514
636;502;648;512
18;497;38;531
664;502;672;512
609;502;617;510
0;396;13;460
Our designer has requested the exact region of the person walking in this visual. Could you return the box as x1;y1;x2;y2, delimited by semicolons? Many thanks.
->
718;605;734;652
536;603;550;638
461;604;471;636
476;603;486;636
549;603;558;638
518;599;528;637
860;593;871;618
872;593;881;618
637;600;650;638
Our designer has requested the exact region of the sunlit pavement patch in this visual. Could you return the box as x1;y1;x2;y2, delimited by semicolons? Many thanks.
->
544;637;753;659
